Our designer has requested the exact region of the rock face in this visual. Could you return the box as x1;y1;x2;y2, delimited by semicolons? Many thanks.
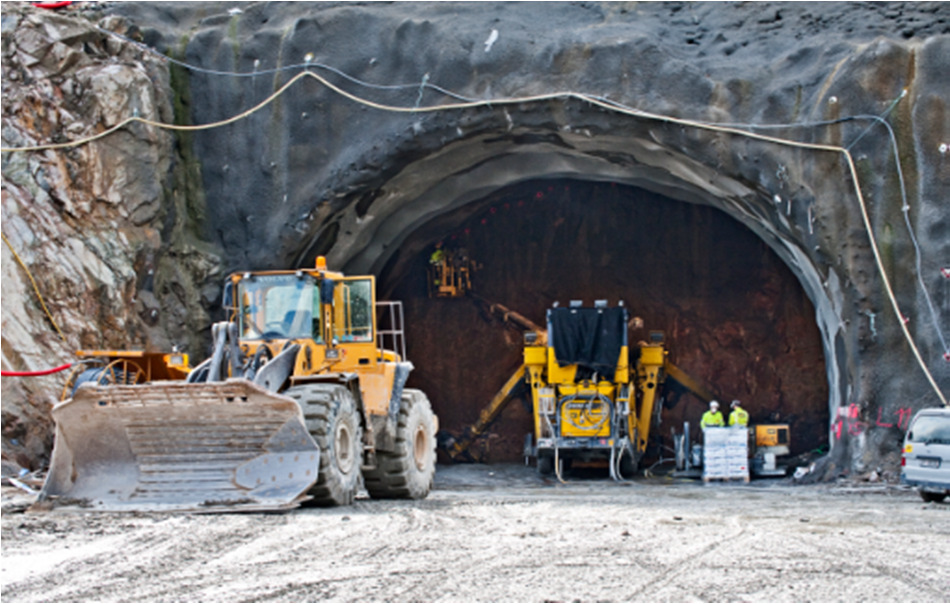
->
2;2;948;477
1;3;217;471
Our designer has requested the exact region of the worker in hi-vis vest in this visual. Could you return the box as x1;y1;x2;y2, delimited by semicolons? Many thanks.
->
429;241;445;265
729;399;749;427
700;400;725;429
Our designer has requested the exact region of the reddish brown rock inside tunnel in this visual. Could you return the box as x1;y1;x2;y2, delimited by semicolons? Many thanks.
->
379;179;829;465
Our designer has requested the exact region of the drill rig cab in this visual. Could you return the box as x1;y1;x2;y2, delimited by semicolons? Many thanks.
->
524;300;668;480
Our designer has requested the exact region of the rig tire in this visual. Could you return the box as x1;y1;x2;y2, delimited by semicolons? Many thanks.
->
619;450;639;479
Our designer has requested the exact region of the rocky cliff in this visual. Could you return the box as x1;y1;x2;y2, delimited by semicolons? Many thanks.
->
2;1;948;478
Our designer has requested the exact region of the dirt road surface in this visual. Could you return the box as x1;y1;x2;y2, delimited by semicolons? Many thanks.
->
2;464;948;603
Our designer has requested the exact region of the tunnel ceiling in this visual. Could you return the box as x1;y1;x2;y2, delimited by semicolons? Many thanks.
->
380;178;828;462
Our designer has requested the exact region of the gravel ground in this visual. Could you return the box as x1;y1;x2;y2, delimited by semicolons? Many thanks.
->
2;464;948;603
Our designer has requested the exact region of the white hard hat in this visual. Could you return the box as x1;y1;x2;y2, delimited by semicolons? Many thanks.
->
731;399;741;408
710;400;720;409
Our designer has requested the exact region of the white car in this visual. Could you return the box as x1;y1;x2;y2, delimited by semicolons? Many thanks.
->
901;407;950;503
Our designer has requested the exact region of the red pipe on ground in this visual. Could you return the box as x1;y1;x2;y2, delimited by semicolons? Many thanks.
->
31;1;73;9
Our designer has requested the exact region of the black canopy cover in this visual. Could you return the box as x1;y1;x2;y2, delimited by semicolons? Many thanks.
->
548;307;626;381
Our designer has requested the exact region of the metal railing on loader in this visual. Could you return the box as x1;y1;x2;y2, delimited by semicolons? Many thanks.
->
376;301;407;361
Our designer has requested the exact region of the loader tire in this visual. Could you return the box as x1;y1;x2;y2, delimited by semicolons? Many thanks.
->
364;389;436;500
286;384;362;506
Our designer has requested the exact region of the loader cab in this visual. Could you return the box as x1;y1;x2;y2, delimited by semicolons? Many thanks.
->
228;272;376;347
234;273;323;342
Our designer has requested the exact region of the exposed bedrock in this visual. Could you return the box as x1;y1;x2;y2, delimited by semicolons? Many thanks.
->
2;2;948;477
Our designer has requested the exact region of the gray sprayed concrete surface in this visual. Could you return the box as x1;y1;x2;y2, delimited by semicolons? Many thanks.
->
2;464;949;602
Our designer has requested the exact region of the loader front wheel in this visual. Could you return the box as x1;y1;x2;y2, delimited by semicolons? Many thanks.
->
286;384;363;506
364;389;436;500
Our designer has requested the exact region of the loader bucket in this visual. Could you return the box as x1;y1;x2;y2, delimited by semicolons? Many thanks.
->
39;379;320;512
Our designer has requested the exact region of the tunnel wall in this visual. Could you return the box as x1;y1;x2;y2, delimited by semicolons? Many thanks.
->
384;178;830;462
2;2;948;477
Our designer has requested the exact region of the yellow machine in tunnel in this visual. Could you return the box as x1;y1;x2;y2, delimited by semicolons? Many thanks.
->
443;297;716;478
523;300;668;480
427;245;478;298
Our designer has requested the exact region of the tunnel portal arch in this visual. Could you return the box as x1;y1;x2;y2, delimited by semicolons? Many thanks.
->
298;127;842;462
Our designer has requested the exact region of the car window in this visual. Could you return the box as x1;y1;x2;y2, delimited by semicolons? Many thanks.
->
907;414;950;444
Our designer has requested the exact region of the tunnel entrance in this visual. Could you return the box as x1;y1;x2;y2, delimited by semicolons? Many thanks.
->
379;178;829;464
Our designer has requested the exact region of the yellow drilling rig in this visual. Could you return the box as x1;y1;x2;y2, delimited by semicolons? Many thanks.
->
445;298;715;481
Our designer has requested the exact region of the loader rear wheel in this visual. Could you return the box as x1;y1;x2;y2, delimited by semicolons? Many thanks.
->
364;389;436;500
286;384;363;506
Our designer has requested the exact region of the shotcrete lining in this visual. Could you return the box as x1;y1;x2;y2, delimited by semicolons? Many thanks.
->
337;132;760;274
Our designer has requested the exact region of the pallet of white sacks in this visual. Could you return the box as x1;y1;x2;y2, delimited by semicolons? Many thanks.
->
702;427;750;483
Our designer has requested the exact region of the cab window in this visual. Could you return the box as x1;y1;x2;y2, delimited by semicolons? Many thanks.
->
237;274;321;342
332;278;373;343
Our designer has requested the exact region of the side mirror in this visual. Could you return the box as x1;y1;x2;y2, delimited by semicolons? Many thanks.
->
222;282;233;310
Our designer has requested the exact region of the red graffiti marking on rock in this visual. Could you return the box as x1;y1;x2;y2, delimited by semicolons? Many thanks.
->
834;404;913;440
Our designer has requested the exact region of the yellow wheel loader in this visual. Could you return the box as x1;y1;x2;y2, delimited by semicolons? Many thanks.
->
40;257;437;512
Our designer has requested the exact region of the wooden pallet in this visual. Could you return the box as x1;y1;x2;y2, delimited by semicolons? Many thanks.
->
702;475;750;483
